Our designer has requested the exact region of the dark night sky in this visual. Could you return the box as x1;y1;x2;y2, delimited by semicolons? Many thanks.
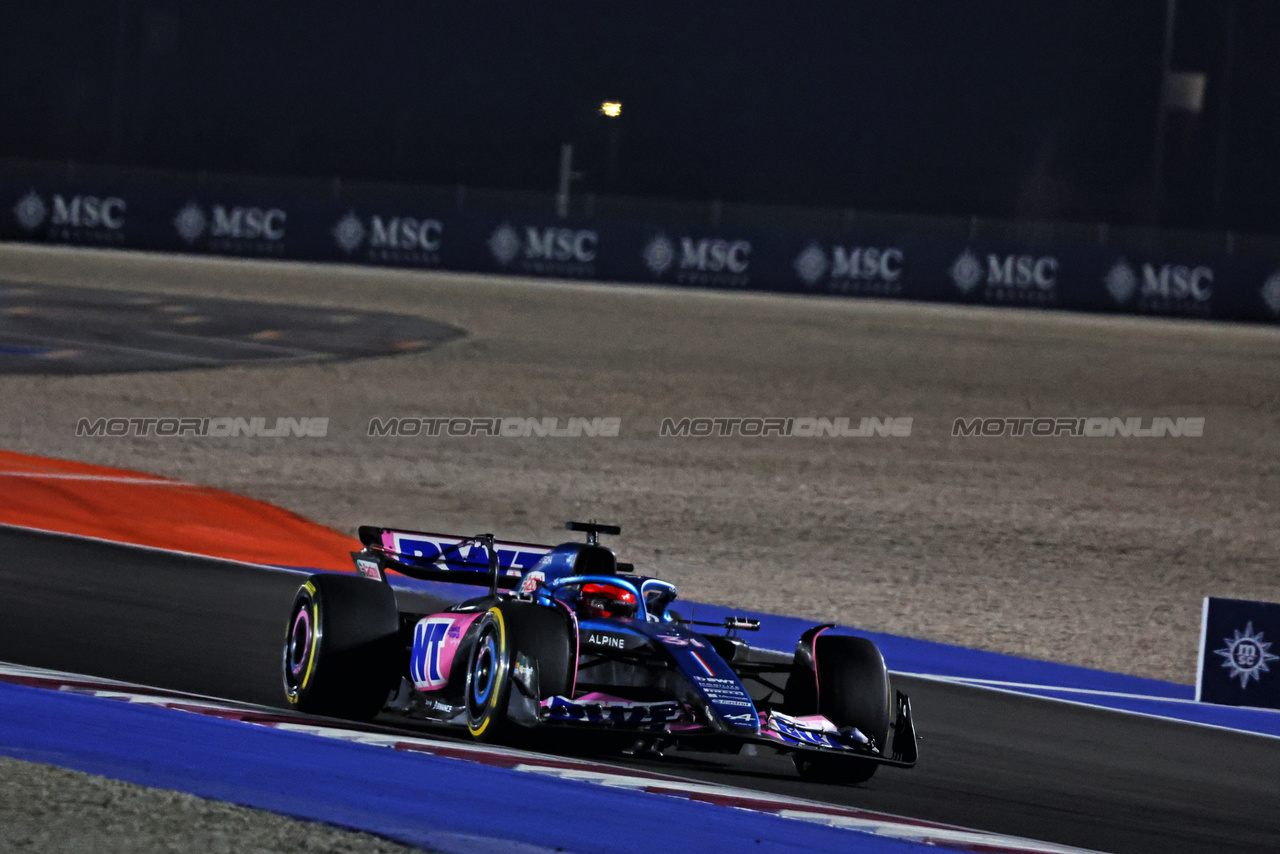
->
1;1;1275;231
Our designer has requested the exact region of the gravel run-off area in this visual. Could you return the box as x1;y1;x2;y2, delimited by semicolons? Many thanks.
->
0;755;424;854
1;242;1277;685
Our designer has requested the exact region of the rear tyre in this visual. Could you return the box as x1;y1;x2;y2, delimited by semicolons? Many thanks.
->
793;635;891;785
465;601;574;743
282;574;400;720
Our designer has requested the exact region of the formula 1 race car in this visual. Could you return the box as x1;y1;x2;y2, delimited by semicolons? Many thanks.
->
282;521;917;783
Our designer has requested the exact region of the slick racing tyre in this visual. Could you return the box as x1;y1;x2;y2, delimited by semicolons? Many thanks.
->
793;635;891;785
282;574;400;721
464;601;574;743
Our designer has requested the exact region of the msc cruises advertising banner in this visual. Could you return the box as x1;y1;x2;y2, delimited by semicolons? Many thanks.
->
1198;597;1280;711
4;163;1279;324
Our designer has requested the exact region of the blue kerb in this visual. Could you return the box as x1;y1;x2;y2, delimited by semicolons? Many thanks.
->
0;680;931;854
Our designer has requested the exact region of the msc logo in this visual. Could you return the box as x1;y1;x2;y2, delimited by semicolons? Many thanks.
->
333;212;443;258
13;190;126;232
174;202;286;244
643;234;751;284
370;216;441;251
1262;269;1280;316
989;254;1058;289
950;250;1057;294
411;617;455;689
681;237;750;273
12;191;46;230
488;223;597;267
1103;260;1138;303
53;195;126;230
1104;260;1213;306
214;206;285;240
1214;622;1277;689
794;244;903;289
1146;264;1213;301
642;233;677;274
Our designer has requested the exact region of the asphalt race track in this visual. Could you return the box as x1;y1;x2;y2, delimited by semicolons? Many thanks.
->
1;526;1275;854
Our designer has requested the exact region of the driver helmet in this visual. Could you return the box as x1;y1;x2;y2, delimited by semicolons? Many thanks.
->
578;582;638;619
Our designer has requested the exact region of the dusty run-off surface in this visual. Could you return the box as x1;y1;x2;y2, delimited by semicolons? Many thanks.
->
0;756;422;853
2;243;1278;684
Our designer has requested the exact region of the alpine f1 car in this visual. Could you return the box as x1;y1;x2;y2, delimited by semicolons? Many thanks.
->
282;521;917;783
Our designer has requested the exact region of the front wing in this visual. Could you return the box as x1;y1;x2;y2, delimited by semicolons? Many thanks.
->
523;688;919;768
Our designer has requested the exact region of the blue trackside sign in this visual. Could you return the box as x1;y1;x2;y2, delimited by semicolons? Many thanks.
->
1196;597;1280;710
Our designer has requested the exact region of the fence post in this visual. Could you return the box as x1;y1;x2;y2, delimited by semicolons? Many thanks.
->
556;143;574;218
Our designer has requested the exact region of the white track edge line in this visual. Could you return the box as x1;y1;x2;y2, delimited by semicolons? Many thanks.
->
1195;596;1209;703
0;471;194;485
899;674;1201;704
898;671;1280;714
897;672;1280;741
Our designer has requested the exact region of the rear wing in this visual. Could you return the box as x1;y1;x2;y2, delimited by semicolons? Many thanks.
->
353;525;552;591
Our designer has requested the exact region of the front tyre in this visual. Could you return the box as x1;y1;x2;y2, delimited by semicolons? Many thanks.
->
282;574;399;721
793;635;891;785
